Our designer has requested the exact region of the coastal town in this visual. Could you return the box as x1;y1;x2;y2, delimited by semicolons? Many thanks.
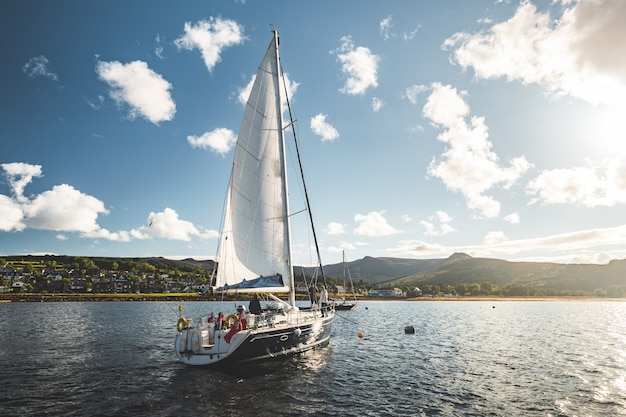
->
0;256;419;299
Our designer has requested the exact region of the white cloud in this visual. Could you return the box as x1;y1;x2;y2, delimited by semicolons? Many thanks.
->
389;224;626;264
389;240;448;257
403;25;421;41
0;163;210;243
132;208;217;241
484;230;507;245
310;114;340;142
23;184;109;233
237;75;256;105
1;162;43;202
380;15;394;40
371;97;384;112
526;156;626;207
421;210;456;236
187;128;237;156
96;60;176;124
401;214;412;222
154;34;165;59
354;211;400;237
326;241;358;253
435;210;453;224
423;83;532;218
335;36;380;95
480;224;626;262
403;84;429;105
326;222;346;235
22;55;58;81
445;0;626;105
85;95;105;110
420;221;437;236
504;212;520;224
83;228;131;242
0;194;25;232
174;17;245;73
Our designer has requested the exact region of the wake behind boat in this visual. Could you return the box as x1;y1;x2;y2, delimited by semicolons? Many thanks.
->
174;29;334;367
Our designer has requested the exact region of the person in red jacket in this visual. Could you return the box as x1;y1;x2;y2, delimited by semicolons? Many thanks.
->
224;306;247;343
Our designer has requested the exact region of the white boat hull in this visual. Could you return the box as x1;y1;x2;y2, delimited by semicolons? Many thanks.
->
174;310;333;366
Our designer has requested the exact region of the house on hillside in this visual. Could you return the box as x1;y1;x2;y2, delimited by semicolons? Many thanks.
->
407;287;423;297
369;287;403;297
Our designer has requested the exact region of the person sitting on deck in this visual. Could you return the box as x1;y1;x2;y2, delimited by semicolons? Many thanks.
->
224;305;248;343
216;312;225;330
208;311;217;325
249;294;263;315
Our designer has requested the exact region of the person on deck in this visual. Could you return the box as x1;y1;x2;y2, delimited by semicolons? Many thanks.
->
249;294;263;315
208;311;217;324
224;305;248;343
216;312;225;330
319;285;329;317
309;283;318;307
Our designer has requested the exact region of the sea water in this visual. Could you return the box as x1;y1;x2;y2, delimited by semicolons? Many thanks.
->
1;300;625;416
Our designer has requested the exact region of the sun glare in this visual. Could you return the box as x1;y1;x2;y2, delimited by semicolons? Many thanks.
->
587;105;626;154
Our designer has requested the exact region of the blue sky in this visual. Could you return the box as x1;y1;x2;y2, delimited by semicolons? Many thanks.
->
1;0;626;265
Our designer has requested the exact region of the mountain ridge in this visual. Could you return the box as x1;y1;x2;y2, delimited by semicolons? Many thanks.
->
3;253;626;293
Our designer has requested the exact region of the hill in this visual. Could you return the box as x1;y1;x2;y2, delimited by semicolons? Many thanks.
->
3;253;626;295
388;254;626;293
300;255;448;284
301;252;626;294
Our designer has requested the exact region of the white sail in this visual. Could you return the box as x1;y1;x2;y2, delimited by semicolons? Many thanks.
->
214;32;291;293
175;29;333;368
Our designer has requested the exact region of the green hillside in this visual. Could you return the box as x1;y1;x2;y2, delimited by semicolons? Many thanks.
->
388;254;626;295
2;253;626;297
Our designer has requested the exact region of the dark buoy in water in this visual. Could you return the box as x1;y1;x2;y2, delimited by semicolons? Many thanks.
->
404;326;415;334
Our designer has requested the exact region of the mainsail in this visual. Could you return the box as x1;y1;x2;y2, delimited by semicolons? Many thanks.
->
214;32;292;293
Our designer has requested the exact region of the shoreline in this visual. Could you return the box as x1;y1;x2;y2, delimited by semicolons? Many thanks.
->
405;296;626;302
1;294;624;303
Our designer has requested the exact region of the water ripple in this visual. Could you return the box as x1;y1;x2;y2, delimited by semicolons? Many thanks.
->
2;300;626;416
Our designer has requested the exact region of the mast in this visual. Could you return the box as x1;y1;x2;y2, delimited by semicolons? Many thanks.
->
273;28;296;306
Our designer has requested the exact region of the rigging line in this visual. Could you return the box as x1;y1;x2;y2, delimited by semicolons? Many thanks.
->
278;53;327;286
288;208;307;218
166;302;181;317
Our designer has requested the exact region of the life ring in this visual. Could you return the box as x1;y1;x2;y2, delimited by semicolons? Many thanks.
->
177;317;188;332
225;314;238;329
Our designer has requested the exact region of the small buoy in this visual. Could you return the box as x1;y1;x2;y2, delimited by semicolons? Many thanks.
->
358;332;364;338
404;326;415;334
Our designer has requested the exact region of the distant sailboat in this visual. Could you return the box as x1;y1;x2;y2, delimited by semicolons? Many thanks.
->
333;251;357;311
174;28;334;366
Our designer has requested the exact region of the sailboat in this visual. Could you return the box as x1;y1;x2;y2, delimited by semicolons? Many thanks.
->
333;251;357;311
174;29;334;366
